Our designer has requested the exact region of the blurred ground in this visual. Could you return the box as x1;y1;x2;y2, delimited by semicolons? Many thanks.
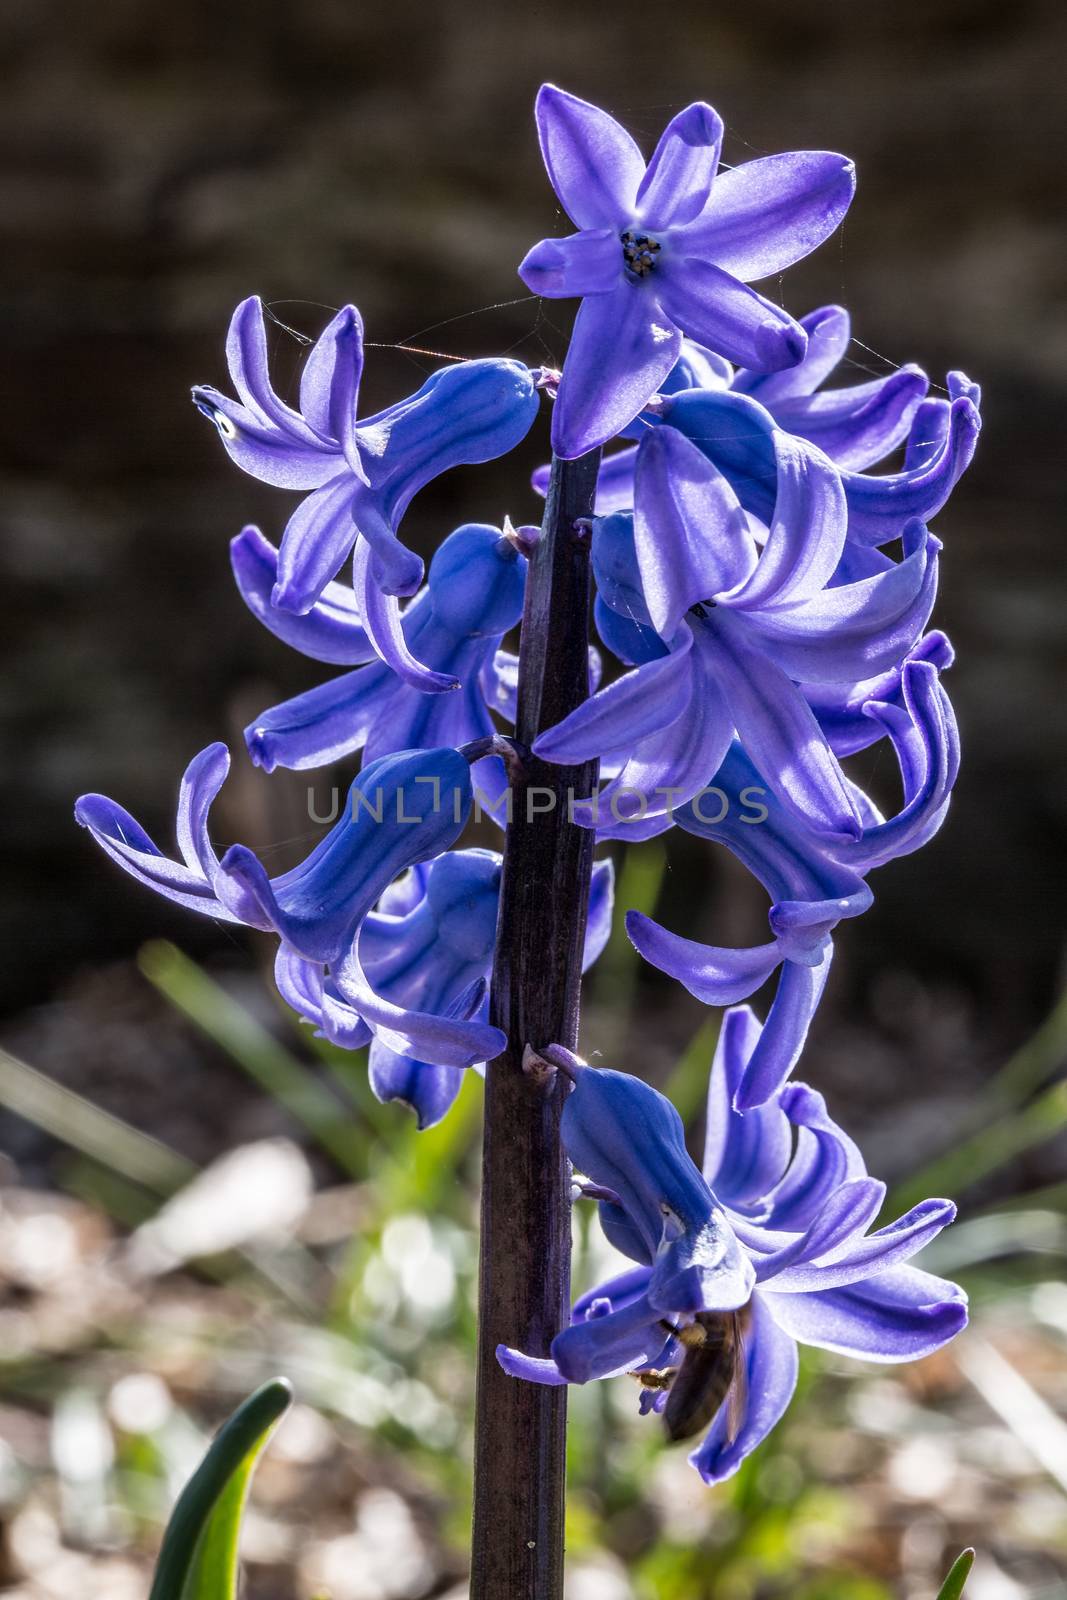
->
1;0;1066;1595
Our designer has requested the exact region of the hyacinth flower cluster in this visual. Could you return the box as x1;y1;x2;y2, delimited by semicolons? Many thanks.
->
78;84;977;1487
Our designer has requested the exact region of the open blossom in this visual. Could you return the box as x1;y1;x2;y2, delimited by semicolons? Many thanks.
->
519;86;855;457
231;521;528;808
192;296;539;622
75;745;504;1071
280;850;615;1129
536;425;938;839
498;1016;966;1483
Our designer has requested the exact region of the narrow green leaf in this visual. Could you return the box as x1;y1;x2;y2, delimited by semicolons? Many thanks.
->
934;1547;975;1600
148;1378;292;1600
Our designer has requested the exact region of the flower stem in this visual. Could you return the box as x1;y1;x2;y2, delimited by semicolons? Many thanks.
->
470;448;601;1600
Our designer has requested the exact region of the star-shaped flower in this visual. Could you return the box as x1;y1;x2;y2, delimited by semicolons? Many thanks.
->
519;86;855;457
498;1020;966;1484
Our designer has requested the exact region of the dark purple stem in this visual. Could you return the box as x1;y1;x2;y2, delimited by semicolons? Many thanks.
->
470;448;601;1600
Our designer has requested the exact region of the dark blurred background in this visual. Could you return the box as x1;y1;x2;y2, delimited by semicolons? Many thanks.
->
2;0;1065;1182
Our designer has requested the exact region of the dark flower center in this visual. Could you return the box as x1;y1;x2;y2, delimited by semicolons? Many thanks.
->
621;229;661;279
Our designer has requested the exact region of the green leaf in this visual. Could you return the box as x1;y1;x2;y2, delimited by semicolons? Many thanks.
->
934;1548;975;1600
147;1378;292;1600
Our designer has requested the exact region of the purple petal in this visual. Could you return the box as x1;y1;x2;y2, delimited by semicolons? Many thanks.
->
575;646;733;829
751;1178;886;1282
703;615;863;839
230;525;377;666
368;1039;466;1130
298;304;368;480
551;1289;665;1383
626;911;783;1005
634;427;755;635
274;947;329;1031
593;447;639;515
244;664;396;773
733;948;833;1112
582;859;615;970
635;103;723;229
769;1198;957;1292
689;1292;799;1484
763;1080;866;1233
518;229;621;297
773;366;928;472
272;474;359;615
352;539;457;691
733;305;851;404
721;433;846;613
496;1346;569;1386
764;1265;967;1360
843;659;960;870
192;386;339;490
682;152;856;282
551;285;682;458
749;519;938;684
657;260;807;372
175;742;231;880
702;1007;793;1207
75;791;235;918
534;632;694;764
843;394;981;546
534;84;644;228
225;296;322;443
335;945;505;1069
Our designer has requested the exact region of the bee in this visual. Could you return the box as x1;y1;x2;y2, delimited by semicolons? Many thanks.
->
630;1367;674;1394
659;1308;750;1444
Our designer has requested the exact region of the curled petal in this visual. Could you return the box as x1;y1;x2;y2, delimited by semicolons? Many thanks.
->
352;538;457;691
733;947;833;1112
191;386;337;490
764;1264;968;1360
702;1006;793;1207
751;1177;886;1282
721;432;846;613
496;1347;569;1386
763;1080;866;1233
843;394;981;546
75;744;242;922
750;519;938;684
733;304;851;404
298;304;367;477
272;474;360;615
74;791;236;919
551;285;681;458
368;1039;466;1130
337;946;504;1069
534;632;694;764
773;365;928;472
681;152;856;282
230;525;377;666
689;1292;799;1484
518;229;621;297
244;663;395;773
225;295;322;443
534;83;645;227
656;260;806;372
635;102;724;229
626;912;783;1005
768;1198;957;1292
